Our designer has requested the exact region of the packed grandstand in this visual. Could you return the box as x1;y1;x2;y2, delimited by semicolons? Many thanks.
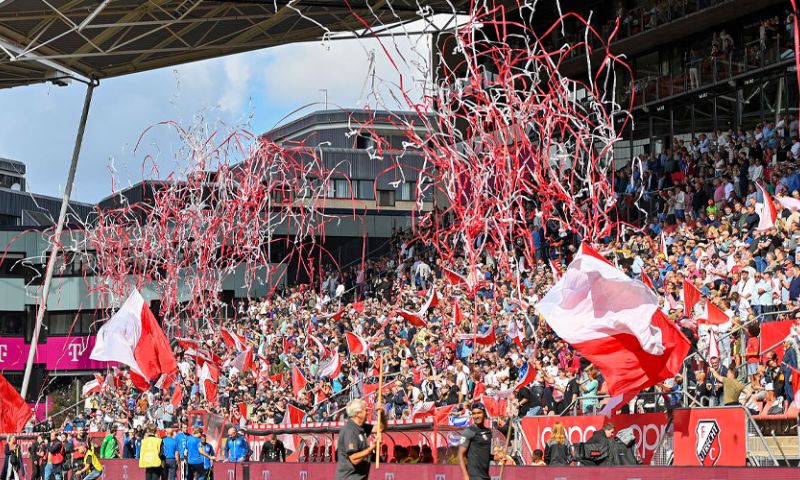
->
9;117;800;461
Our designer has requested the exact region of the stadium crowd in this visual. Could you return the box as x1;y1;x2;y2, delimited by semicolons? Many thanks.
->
15;118;800;473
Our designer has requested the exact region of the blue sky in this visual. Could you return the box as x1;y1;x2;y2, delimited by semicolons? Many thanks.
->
0;35;429;203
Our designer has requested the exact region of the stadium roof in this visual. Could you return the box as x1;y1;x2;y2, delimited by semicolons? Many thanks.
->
0;0;468;89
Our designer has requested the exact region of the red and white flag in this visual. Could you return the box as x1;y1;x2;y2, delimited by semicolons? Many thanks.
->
345;331;369;355
306;332;328;359
411;401;436;420
506;317;525;349
707;330;720;360
81;373;104;396
317;351;342;379
453;300;464;325
0;373;32;433
171;383;184;407
756;183;778;230
641;271;655;292
231;348;255;374
291;364;308;396
221;329;247;351
660;232;668;258
90;289;177;385
398;287;439;328
549;261;561;281
456;324;496;345
537;243;690;396
684;280;729;325
777;195;800;211
198;362;219;404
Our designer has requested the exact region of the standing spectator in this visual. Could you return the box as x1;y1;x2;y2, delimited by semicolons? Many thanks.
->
259;434;286;463
781;338;798;404
544;422;572;466
30;434;47;480
1;435;25;480
710;367;749;406
579;368;600;414
44;432;65;480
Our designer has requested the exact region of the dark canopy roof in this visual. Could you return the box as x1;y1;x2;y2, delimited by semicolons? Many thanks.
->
0;0;468;89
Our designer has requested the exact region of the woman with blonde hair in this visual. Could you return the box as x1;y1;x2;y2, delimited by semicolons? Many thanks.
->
544;422;572;466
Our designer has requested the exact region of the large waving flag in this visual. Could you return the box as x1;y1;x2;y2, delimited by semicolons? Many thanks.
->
90;289;177;385
536;244;690;396
456;324;496;345
0;373;33;433
756;183;778;231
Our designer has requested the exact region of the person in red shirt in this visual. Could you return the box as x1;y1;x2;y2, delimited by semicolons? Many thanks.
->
745;327;761;381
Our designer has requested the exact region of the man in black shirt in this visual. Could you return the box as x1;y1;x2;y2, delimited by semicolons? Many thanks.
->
458;403;492;480
336;399;386;480
259;434;286;462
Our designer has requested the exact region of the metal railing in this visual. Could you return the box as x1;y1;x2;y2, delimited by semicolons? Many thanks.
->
745;407;780;466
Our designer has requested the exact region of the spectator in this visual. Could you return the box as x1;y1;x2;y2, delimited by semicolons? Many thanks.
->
1;435;25;480
544;422;572;466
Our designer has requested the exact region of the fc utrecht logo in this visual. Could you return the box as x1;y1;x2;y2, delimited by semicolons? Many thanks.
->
695;419;721;466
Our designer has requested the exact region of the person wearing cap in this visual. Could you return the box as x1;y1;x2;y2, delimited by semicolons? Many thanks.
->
458;403;492;480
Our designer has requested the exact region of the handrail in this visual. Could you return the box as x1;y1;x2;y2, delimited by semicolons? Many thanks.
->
744;407;779;466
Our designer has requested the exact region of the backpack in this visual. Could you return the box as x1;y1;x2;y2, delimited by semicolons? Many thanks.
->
574;440;609;465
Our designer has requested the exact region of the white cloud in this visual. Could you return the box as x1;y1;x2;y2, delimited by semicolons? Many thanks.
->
261;35;430;114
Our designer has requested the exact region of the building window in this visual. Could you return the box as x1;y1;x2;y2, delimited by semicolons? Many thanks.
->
377;190;395;206
0;252;25;277
354;180;375;200
397;182;416;201
333;178;351;198
48;311;100;336
356;132;375;150
0;311;24;336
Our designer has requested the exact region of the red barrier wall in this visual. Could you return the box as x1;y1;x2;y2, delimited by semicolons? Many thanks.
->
67;460;800;480
673;407;747;466
519;412;669;464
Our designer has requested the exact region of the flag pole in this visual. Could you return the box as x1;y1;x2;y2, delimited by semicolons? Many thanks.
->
375;351;385;468
499;420;514;479
21;79;98;400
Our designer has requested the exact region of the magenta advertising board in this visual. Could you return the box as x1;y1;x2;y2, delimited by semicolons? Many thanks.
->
45;336;113;370
0;337;39;370
0;336;114;371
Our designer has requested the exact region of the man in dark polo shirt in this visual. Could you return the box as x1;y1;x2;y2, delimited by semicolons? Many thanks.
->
336;399;386;480
458;403;493;480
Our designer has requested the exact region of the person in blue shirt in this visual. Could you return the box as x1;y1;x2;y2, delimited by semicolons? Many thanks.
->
122;430;136;459
199;434;215;480
185;429;205;480
175;424;190;479
134;431;143;459
161;429;179;480
223;428;249;462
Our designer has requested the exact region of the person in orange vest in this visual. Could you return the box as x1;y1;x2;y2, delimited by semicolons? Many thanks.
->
139;426;165;480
